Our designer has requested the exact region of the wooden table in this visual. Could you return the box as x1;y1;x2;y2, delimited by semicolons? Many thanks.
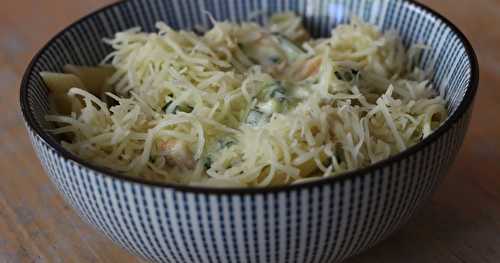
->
1;0;499;262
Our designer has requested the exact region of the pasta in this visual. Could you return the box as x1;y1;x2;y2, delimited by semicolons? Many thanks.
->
42;13;447;187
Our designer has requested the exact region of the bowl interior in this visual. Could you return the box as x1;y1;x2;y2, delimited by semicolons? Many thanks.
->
21;0;476;185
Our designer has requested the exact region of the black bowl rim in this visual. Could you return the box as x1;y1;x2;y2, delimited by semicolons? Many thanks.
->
20;0;479;195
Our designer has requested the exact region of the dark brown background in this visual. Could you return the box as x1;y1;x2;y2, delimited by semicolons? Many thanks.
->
0;0;499;262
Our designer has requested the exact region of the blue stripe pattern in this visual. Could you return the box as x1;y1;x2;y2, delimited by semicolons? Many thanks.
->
21;0;477;262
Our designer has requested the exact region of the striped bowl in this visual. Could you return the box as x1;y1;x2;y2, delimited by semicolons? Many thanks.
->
20;0;478;262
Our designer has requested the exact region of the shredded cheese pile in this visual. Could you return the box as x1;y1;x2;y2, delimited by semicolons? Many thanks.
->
45;13;447;187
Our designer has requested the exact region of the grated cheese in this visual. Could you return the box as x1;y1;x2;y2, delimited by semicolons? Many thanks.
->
44;13;447;187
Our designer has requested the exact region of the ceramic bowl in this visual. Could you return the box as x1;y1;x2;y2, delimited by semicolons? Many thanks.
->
20;0;478;262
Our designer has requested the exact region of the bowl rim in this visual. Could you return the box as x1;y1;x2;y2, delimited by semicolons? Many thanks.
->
20;0;479;195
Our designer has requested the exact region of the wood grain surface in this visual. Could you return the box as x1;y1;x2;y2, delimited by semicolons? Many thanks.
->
1;0;499;262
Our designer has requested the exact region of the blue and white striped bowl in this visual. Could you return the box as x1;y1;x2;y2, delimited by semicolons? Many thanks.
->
20;0;478;262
